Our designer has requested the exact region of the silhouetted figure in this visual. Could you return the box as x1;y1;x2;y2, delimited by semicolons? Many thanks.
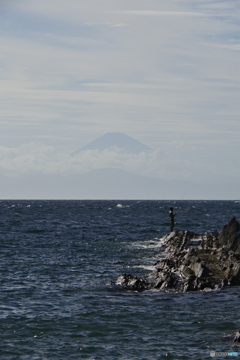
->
169;207;176;232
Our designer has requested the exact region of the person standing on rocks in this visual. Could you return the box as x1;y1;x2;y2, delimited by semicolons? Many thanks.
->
169;207;176;232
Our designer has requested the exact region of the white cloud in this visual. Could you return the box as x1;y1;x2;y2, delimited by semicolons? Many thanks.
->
0;142;239;185
0;143;163;178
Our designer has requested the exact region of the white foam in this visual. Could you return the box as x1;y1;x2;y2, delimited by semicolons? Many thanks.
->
135;265;156;271
133;239;164;249
127;264;156;271
116;204;123;208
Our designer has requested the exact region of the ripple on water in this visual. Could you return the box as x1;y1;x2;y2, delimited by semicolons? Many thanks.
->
0;200;240;359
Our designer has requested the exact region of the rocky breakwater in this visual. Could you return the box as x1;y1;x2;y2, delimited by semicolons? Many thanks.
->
114;217;240;292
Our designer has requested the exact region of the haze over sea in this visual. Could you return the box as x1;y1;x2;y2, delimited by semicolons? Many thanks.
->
1;200;240;360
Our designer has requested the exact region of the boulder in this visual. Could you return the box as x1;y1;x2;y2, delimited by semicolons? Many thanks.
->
217;217;240;253
115;273;149;291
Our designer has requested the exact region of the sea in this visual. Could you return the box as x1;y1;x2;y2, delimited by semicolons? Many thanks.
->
0;200;240;360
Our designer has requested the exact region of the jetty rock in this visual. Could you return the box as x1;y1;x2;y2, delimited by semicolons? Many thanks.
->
114;217;240;292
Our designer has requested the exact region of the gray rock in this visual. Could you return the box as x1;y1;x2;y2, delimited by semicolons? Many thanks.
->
112;217;240;292
217;217;240;253
115;273;149;291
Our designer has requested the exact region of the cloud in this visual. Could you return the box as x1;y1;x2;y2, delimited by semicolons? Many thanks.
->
200;42;240;52
108;10;211;17
0;142;239;185
0;142;159;175
85;22;128;28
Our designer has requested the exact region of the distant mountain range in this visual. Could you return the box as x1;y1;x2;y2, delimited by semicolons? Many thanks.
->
72;133;153;155
0;168;239;200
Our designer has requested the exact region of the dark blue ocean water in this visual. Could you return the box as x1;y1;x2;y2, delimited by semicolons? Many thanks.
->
0;200;240;360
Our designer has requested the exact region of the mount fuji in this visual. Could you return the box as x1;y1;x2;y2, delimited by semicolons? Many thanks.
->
72;133;153;155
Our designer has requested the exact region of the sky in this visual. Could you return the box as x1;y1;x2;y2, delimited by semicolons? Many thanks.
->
0;0;239;195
